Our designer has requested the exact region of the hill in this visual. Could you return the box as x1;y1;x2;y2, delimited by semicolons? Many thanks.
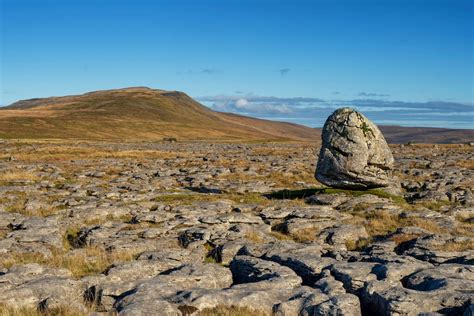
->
0;87;319;142
379;125;474;144
0;87;472;143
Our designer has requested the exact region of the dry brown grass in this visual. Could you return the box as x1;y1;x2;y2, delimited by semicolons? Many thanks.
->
0;229;8;239
391;233;423;245
0;170;39;184
152;192;274;207
215;158;250;169
403;217;445;233
0;246;138;278
348;211;445;238
269;230;293;241
289;227;318;243
198;306;270;316
252;146;302;156
83;214;134;227
345;238;371;251
348;209;474;240
0;304;88;316
455;159;474;169
452;223;474;237
412;200;452;212
267;171;316;188
1;146;191;163
1;193;64;217
2;194;28;214
244;231;265;243
432;240;474;252
271;222;319;243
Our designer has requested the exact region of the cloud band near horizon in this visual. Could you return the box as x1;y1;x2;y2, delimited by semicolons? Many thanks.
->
197;94;474;129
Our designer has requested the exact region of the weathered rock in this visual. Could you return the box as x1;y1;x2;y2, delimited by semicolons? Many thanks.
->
396;234;474;264
316;224;369;250
263;244;333;284
1;140;472;314
230;256;302;289
330;262;380;294
170;286;324;316
0;264;86;312
362;279;473;316
404;264;474;292
316;108;395;189
312;293;362;316
115;263;233;314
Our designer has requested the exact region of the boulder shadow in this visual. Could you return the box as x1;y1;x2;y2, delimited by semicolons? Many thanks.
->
184;186;224;194
265;187;402;202
264;187;327;200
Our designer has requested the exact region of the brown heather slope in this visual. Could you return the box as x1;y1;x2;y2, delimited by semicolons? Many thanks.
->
378;126;474;144
0;87;319;142
0;87;472;143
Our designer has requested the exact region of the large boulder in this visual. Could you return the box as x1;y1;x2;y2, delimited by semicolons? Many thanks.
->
316;108;394;189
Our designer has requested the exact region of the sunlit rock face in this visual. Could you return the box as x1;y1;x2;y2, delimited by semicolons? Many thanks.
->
316;107;395;189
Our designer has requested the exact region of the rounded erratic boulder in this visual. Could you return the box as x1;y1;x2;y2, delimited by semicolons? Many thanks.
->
316;107;394;189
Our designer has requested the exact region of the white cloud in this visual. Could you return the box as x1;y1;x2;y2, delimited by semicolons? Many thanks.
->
197;94;473;129
235;98;249;108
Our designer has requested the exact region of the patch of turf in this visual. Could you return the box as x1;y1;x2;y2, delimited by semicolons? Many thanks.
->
266;187;406;204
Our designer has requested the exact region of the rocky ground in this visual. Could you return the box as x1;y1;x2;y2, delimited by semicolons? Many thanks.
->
0;140;472;316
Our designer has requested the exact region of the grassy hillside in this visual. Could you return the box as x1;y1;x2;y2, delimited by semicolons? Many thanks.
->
379;126;474;144
1;87;471;143
0;87;319;142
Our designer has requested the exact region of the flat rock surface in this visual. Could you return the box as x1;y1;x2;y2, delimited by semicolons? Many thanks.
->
0;140;472;315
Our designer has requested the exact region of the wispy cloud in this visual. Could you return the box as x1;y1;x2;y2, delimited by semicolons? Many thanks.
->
178;68;222;75
279;68;291;76
197;94;474;129
358;92;390;97
200;68;222;74
199;95;324;104
204;96;292;114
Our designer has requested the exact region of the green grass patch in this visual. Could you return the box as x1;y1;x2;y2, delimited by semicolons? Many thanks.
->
203;242;218;264
153;193;219;205
153;192;271;206
266;187;406;204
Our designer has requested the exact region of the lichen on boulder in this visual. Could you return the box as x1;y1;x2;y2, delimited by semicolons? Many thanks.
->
316;107;395;189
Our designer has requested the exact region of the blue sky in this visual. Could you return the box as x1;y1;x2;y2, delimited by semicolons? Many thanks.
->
1;0;473;128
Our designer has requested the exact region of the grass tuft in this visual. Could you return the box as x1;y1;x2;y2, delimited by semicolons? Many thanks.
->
0;304;87;316
0;246;139;278
198;305;269;316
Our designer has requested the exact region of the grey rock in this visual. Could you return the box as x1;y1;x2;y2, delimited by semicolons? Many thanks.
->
316;224;369;250
404;264;474;292
330;262;380;293
264;245;333;284
362;279;473;316
115;263;233;314
312;293;362;316
316;108;395;189
0;264;85;312
230;255;302;289
172;285;325;316
396;234;474;264
306;193;350;207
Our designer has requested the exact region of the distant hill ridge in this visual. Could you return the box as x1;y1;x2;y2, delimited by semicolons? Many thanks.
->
0;87;319;141
1;87;472;143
